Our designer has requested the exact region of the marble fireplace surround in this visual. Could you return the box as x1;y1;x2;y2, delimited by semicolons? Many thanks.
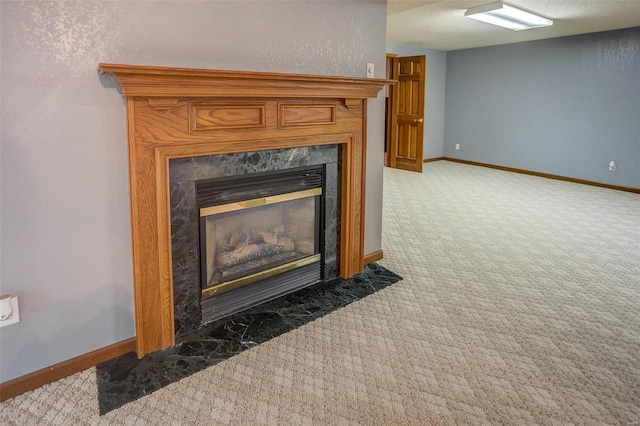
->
99;64;390;357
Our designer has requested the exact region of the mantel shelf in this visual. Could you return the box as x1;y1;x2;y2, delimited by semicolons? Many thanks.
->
99;63;393;100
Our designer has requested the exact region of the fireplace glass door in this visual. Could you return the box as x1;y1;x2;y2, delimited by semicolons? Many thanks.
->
197;165;325;308
200;189;320;298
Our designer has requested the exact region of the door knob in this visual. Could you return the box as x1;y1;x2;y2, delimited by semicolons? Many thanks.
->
413;118;424;123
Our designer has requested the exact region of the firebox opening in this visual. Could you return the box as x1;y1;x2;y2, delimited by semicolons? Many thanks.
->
200;188;322;297
197;165;326;324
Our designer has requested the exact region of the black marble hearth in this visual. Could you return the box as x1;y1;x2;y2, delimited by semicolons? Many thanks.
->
96;263;402;415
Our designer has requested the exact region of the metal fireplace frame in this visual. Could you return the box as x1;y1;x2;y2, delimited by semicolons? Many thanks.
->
197;165;326;323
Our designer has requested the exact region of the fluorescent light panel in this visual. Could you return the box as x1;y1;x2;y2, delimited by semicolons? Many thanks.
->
465;2;553;31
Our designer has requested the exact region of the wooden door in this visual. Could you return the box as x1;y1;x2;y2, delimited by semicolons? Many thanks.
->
389;55;426;173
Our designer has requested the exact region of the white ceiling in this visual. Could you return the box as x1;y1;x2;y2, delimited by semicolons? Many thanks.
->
387;0;640;51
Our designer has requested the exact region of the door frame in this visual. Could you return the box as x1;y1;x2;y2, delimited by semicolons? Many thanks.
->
384;53;397;167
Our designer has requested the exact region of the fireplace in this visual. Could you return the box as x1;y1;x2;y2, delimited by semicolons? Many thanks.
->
197;166;327;324
99;64;390;357
169;148;340;338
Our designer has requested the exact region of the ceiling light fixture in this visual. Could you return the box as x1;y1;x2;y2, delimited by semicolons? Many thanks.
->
465;1;553;31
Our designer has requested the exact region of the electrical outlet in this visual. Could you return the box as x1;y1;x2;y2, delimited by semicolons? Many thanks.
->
366;63;374;78
455;144;460;151
609;160;617;171
0;297;20;328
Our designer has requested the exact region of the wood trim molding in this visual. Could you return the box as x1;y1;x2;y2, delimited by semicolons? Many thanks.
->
364;250;384;265
444;157;640;194
0;338;136;402
423;157;445;163
100;64;389;357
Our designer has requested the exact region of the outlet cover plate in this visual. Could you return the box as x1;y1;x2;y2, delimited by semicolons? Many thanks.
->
366;63;374;78
0;297;20;327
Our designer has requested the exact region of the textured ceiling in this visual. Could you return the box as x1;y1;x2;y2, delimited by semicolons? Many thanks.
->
387;0;640;51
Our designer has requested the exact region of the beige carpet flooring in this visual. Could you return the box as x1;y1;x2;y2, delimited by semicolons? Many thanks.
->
1;161;639;425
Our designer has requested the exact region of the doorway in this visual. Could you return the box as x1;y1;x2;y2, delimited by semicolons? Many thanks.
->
385;54;426;173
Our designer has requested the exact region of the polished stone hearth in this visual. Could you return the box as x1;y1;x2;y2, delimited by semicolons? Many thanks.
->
96;263;401;415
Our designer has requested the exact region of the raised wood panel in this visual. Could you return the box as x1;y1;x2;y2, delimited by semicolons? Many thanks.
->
398;60;412;77
278;103;336;128
189;103;266;133
398;80;407;115
409;125;417;159
132;99;365;147
411;81;420;115
100;64;389;357
397;125;406;158
395;124;421;161
397;80;420;116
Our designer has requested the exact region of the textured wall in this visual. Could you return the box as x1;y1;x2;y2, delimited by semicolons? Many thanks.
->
0;0;387;382
444;28;640;188
386;42;447;159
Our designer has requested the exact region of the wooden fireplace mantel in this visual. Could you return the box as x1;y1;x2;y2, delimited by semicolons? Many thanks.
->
99;63;391;357
99;63;389;101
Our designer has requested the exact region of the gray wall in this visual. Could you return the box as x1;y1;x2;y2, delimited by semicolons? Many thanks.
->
444;28;640;188
386;42;447;159
0;0;387;382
